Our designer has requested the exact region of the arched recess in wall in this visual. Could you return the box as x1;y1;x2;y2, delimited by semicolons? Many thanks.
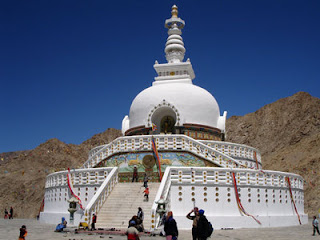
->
147;99;181;134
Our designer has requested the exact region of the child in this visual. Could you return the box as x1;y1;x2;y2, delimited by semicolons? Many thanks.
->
144;187;149;201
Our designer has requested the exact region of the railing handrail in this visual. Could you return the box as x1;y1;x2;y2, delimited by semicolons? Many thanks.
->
88;144;108;156
83;167;119;225
199;140;261;156
85;167;118;212
167;166;303;179
82;135;251;170
45;167;114;179
151;167;172;231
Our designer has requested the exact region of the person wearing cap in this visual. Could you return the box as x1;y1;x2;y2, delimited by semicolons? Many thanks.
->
197;209;209;240
186;207;200;240
126;220;140;240
19;225;27;240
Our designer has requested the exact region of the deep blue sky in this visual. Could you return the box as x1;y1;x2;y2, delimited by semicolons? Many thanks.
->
1;0;319;152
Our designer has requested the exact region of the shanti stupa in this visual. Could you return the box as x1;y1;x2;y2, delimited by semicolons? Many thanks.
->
40;5;307;230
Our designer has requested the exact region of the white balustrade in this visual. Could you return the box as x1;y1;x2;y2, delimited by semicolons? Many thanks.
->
82;167;118;225
150;167;304;231
45;167;114;189
82;135;247;170
200;140;262;168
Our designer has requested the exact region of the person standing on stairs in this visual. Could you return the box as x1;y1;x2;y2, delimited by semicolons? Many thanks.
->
143;173;149;188
137;207;144;223
143;187;149;201
137;207;144;232
132;166;138;182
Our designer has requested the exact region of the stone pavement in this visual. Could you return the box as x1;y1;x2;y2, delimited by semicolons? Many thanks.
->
0;218;318;240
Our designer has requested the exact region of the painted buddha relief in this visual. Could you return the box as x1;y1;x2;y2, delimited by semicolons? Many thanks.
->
161;116;175;134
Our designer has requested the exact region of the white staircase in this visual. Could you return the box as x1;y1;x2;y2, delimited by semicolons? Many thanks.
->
96;182;160;230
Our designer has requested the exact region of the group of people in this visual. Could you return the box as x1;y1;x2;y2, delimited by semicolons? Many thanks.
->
159;207;212;240
186;207;212;240
126;207;145;239
4;207;13;219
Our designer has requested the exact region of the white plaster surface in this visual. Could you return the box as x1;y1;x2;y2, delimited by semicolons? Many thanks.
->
128;82;221;129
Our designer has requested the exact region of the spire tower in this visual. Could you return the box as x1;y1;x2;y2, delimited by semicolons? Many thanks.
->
153;5;195;85
164;5;186;63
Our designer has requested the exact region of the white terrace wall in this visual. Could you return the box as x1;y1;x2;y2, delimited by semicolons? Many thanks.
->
40;167;114;225
158;167;307;229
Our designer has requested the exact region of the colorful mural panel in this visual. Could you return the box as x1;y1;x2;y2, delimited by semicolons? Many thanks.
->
98;151;208;173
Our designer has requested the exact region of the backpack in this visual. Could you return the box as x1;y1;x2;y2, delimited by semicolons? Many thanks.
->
207;221;214;237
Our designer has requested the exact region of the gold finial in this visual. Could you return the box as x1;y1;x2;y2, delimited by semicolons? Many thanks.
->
171;5;178;18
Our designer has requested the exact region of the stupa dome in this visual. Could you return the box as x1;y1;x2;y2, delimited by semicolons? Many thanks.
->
128;82;221;130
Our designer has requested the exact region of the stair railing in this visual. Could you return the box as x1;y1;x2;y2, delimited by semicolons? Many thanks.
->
150;167;172;232
83;135;244;170
82;167;119;226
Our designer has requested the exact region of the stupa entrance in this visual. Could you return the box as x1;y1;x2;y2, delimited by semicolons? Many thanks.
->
151;106;177;134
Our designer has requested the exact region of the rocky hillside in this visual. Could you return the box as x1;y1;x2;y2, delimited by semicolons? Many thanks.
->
0;128;122;218
226;92;320;215
0;92;319;218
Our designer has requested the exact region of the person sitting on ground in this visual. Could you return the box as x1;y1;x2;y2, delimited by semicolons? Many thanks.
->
19;225;27;240
55;217;67;232
126;220;140;240
128;215;138;228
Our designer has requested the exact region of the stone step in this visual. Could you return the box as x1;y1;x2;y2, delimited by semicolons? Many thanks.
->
95;182;160;230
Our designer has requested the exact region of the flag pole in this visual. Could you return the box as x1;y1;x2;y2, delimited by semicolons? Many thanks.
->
151;123;162;181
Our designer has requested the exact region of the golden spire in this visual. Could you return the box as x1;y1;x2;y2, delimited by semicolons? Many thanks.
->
171;5;178;18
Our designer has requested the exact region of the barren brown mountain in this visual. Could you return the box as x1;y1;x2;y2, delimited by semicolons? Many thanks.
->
226;92;320;216
0;92;319;218
0;128;122;218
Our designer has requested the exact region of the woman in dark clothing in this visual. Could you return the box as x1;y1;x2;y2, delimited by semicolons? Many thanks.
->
164;211;178;240
197;209;209;240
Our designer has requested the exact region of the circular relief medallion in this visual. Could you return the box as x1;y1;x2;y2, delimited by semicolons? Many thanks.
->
142;155;156;169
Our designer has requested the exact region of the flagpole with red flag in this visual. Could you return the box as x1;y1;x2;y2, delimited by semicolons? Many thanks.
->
151;123;162;181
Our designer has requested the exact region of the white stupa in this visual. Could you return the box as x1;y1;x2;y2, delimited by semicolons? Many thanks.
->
40;5;307;230
122;5;226;138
